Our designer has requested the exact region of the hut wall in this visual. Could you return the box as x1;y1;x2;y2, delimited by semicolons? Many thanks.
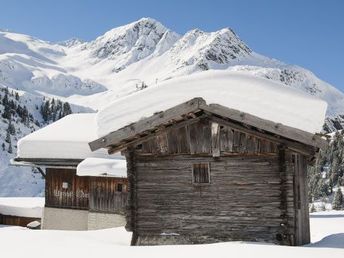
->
127;118;309;245
45;169;128;212
45;168;89;210
133;154;293;245
89;177;128;214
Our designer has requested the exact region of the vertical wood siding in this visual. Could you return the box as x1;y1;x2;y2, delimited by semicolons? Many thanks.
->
45;169;89;209
89;177;128;214
45;169;128;213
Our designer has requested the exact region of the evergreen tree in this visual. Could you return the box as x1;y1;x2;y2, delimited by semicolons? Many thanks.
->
332;187;343;210
62;102;72;117
5;130;11;143
8;120;15;135
7;140;13;154
2;103;11;119
15;92;19;101
1;143;5;151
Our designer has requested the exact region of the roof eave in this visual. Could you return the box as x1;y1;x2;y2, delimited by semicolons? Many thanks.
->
89;97;328;152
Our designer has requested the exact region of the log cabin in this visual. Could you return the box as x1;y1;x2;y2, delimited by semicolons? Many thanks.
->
89;97;327;246
12;113;128;230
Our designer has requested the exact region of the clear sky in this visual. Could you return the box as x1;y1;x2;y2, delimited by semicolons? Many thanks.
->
0;0;343;91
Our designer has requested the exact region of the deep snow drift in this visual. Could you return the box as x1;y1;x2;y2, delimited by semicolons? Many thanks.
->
0;197;44;218
17;113;109;159
96;70;327;137
76;157;127;177
0;210;343;258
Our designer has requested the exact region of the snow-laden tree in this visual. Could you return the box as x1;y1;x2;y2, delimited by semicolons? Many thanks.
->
332;187;343;210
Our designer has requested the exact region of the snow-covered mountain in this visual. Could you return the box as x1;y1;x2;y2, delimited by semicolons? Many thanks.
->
1;17;344;196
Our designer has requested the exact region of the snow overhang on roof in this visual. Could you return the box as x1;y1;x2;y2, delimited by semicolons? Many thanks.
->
89;97;327;154
15;113;110;162
76;157;127;178
89;71;327;153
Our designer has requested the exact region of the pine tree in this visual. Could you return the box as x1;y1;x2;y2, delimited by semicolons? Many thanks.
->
15;92;19;101
5;130;11;143
2;103;11;119
1;143;5;151
332;187;343;210
309;203;316;213
62;102;72;117
8;120;15;135
7;140;13;154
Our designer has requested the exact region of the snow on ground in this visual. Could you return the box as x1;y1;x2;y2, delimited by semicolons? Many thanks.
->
309;210;344;248
0;197;44;217
77;157;127;177
0;210;343;258
96;70;327;138
17;113;109;159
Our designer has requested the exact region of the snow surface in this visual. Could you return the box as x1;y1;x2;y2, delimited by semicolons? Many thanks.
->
0;197;44;217
77;157;127;177
0;210;343;258
97;70;327;138
17;113;109;159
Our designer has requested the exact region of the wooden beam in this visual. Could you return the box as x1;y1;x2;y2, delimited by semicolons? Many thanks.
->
209;115;317;156
89;98;206;151
107;115;207;154
211;122;220;157
200;103;327;149
11;157;82;168
35;167;46;179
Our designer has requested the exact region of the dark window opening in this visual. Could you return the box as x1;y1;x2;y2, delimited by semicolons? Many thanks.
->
117;183;123;192
192;163;210;184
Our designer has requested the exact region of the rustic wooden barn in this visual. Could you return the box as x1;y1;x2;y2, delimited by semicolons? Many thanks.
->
90;97;326;246
12;159;128;230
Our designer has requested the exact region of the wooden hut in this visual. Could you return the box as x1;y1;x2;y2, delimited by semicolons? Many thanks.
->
90;97;326;246
13;114;128;230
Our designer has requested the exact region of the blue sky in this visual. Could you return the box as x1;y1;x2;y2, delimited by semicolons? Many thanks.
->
1;0;343;91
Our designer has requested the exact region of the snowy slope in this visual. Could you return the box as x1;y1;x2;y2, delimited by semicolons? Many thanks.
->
0;210;343;258
1;17;344;196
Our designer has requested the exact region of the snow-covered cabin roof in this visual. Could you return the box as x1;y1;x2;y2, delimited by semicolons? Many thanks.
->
0;197;44;218
90;71;327;152
16;113;109;161
76;157;127;178
95;70;327;138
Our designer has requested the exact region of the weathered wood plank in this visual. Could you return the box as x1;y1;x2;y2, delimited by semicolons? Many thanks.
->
201;103;326;149
90;98;206;151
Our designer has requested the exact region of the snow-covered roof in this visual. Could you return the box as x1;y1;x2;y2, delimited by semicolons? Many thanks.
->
17;113;109;160
0;197;44;218
76;157;127;178
96;70;327;138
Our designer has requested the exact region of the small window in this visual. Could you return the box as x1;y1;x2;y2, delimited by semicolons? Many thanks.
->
62;182;69;189
192;163;210;184
117;183;123;192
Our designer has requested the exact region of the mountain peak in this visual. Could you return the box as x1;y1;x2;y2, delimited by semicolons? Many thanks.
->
88;18;177;70
58;37;84;47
